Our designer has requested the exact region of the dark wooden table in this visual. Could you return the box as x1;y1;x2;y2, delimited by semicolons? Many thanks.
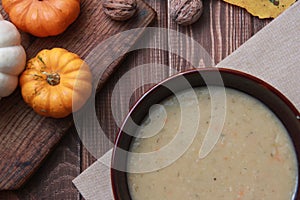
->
0;0;271;199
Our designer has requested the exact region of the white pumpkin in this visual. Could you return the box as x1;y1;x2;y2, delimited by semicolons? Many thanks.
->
0;13;26;99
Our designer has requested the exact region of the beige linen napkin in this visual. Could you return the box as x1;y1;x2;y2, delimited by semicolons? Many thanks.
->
73;2;300;199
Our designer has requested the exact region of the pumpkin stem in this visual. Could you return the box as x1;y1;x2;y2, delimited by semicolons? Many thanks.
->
45;72;60;86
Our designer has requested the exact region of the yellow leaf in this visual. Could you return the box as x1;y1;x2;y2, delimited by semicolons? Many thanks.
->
222;0;296;18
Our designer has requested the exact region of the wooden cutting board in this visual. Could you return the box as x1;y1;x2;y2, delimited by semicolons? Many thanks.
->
0;1;156;190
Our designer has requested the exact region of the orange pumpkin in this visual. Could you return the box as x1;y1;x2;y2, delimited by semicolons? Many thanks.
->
2;0;80;37
20;48;92;118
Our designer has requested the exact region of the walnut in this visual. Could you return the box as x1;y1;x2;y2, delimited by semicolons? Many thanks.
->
170;0;203;26
102;0;137;21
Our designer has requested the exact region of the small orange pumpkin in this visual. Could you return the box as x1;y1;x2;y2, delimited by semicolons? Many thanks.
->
2;0;80;37
20;48;92;118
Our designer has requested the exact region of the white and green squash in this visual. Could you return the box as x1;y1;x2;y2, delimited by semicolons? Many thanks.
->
0;13;26;99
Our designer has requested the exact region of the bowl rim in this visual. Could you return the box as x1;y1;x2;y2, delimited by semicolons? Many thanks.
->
111;67;300;200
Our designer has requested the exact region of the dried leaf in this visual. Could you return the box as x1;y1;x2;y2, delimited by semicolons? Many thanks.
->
222;0;296;18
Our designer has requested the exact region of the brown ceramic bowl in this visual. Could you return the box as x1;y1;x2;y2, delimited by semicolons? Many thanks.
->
111;68;300;200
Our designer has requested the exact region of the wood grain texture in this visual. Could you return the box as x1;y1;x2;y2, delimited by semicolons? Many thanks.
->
167;0;254;71
80;0;169;172
0;128;80;200
79;1;169;200
18;128;81;200
0;0;156;190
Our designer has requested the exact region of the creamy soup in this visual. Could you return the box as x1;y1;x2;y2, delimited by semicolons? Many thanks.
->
127;87;298;200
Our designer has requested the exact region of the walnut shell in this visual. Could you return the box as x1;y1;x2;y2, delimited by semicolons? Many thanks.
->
103;0;137;21
170;0;203;26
